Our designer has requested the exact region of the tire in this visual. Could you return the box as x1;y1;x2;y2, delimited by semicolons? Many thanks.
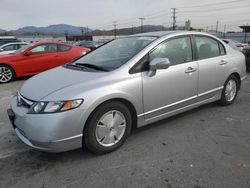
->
83;101;132;155
218;75;239;106
0;65;15;83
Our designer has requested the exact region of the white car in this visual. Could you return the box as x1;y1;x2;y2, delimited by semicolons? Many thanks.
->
222;39;247;51
0;42;28;55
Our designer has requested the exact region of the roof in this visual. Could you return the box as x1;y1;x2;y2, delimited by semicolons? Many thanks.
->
131;30;208;37
239;26;250;32
0;42;28;48
32;41;73;46
131;31;182;37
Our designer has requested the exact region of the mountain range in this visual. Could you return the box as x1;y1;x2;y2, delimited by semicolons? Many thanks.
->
0;24;169;36
0;24;91;36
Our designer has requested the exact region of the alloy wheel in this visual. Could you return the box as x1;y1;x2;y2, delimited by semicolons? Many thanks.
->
225;79;237;102
0;66;13;83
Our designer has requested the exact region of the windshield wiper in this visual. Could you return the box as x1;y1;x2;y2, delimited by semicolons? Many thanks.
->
64;64;87;70
75;63;109;72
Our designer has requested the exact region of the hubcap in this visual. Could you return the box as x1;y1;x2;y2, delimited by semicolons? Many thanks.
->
0;66;12;83
96;110;126;147
225;79;237;102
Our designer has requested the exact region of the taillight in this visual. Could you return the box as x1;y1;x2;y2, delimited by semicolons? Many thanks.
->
236;44;244;48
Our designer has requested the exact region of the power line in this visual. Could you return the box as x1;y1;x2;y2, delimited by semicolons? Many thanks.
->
179;5;249;13
178;0;248;9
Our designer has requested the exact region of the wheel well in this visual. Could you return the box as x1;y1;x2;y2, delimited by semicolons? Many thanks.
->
231;72;241;90
0;63;16;77
84;98;138;132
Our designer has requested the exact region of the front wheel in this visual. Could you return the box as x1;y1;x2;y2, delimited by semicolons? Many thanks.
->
218;75;239;106
0;65;15;83
83;101;132;154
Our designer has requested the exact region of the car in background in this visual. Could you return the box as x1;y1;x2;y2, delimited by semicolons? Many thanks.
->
0;38;21;46
242;45;250;70
74;41;100;50
0;42;90;83
7;31;246;154
0;42;28;55
222;39;247;51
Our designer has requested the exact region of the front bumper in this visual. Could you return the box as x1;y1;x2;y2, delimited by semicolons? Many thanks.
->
7;96;85;152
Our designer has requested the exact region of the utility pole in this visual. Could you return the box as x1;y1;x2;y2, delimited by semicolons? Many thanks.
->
113;21;117;39
171;8;177;30
131;25;134;34
215;21;219;33
80;27;84;36
86;26;89;36
223;24;226;38
139;18;145;33
64;30;68;41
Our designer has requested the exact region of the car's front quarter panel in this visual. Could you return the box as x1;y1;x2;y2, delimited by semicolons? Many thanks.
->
41;67;143;135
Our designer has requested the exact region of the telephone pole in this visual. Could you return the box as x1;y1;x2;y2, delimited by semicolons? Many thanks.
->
223;24;226;38
139;18;145;33
86;26;89;36
171;8;177;30
80;27;84;36
215;21;219;33
113;21;117;39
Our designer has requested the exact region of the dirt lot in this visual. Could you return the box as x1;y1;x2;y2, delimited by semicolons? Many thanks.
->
0;74;250;188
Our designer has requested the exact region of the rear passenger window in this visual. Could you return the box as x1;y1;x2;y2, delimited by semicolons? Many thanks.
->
58;45;71;52
150;36;193;65
195;36;221;60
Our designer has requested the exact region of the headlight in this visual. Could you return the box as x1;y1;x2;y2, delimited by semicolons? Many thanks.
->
28;99;83;114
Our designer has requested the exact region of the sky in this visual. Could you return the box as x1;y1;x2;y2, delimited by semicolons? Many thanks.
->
0;0;250;32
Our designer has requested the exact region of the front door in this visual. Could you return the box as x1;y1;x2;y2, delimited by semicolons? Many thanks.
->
142;36;198;120
21;44;62;75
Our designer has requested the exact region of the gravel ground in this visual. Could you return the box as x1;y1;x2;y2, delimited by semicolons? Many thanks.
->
0;74;250;188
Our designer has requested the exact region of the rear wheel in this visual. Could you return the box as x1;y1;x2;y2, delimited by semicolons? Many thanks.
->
0;65;14;83
83;101;132;154
218;75;239;106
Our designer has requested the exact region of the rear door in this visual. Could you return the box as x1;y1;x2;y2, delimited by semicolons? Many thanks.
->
194;35;229;99
142;36;199;120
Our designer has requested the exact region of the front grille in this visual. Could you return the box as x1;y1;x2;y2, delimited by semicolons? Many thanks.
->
17;92;34;108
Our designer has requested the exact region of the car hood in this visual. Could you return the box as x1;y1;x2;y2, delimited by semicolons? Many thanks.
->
20;66;109;101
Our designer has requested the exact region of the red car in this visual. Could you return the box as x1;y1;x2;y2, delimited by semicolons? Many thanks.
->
0;42;90;83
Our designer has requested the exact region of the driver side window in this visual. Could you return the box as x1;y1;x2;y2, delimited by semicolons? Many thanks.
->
31;44;58;54
129;36;193;74
150;36;193;65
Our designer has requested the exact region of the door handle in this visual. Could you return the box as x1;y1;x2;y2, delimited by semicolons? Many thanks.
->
219;60;228;65
185;67;197;74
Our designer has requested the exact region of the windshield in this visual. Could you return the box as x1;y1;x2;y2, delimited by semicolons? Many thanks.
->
72;36;157;71
12;44;32;55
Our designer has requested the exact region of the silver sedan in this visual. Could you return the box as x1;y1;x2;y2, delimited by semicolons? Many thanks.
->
7;31;246;154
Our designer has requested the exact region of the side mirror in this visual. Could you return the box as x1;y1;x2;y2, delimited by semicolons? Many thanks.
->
148;58;170;77
24;51;32;56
